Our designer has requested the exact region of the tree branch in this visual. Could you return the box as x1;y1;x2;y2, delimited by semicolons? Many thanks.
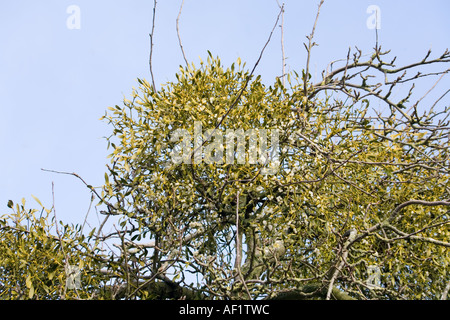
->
234;191;251;299
149;0;157;91
303;0;324;98
176;0;188;66
276;1;286;87
388;199;450;222
268;283;356;300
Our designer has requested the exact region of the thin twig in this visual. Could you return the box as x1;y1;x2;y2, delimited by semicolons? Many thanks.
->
41;168;115;239
176;0;188;66
388;199;450;222
304;0;325;97
430;88;450;111
276;1;286;87
80;193;95;234
51;182;64;248
41;169;100;201
149;0;157;91
410;69;449;111
383;223;450;248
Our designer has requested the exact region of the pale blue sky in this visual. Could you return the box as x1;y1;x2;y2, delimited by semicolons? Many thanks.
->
0;1;449;227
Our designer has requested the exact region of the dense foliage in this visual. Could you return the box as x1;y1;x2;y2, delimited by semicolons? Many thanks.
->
1;21;449;300
96;49;449;299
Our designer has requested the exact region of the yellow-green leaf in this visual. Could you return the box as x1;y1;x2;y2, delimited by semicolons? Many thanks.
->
26;275;32;289
31;195;43;207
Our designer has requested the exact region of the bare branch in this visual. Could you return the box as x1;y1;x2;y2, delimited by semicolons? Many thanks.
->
326;230;356;300
149;0;157;91
41;168;115;239
388;199;450;222
276;1;286;87
176;0;188;66
304;0;325;97
384;223;450;248
410;69;449;111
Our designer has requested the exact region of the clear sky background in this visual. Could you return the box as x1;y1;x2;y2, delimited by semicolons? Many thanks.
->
0;0;449;230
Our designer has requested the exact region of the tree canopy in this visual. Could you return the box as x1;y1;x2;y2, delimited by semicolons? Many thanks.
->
1;2;449;300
